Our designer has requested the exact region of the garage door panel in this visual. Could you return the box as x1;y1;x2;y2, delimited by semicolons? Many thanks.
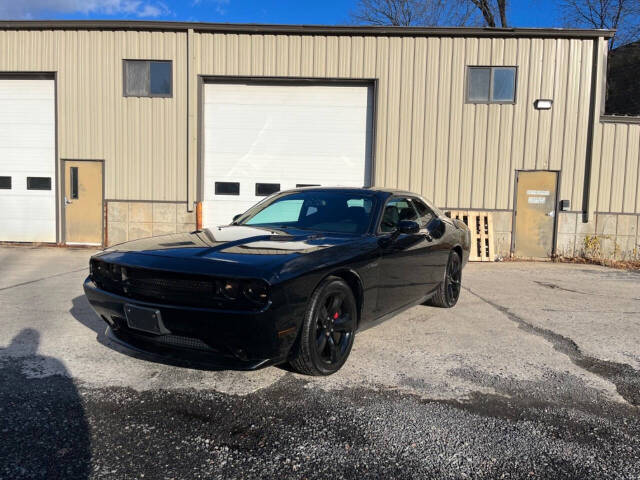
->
0;195;56;218
203;82;373;227
207;84;370;107
204;154;368;178
0;99;55;122
0;79;56;243
0;80;54;99
0;124;55;147
0;147;55;168
204;134;369;158
205;105;369;130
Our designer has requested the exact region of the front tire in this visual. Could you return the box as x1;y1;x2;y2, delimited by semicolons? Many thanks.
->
428;250;462;308
289;276;357;376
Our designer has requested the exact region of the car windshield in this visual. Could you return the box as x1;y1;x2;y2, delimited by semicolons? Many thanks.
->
236;191;377;235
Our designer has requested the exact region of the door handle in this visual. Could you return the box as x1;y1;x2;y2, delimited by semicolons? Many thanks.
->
64;196;72;206
546;211;555;217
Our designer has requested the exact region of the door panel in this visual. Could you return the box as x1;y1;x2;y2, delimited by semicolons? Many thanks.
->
377;233;431;314
64;161;103;245
376;197;437;315
513;171;558;258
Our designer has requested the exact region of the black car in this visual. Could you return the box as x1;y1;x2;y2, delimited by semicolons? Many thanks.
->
84;188;471;375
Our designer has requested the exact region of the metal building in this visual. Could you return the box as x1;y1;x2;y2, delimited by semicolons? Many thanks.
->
0;21;638;259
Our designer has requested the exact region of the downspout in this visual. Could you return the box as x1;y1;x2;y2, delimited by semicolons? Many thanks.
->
186;28;195;212
581;37;602;223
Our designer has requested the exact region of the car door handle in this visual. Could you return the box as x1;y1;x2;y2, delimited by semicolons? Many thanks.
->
64;196;72;206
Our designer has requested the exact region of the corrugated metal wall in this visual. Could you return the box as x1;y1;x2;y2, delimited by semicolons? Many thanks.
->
3;28;623;217
0;29;188;202
191;33;597;211
591;120;640;214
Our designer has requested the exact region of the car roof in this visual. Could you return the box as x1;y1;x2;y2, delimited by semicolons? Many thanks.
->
281;186;420;197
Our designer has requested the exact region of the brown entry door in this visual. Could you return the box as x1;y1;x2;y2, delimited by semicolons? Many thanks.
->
64;160;103;245
513;171;558;258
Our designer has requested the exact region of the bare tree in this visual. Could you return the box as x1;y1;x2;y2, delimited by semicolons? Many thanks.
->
559;0;640;48
351;0;510;27
350;0;481;27
469;0;508;27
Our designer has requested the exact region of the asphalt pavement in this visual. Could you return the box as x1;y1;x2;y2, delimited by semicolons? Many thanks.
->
1;245;639;479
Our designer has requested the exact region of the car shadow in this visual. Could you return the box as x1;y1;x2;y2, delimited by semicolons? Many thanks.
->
0;329;91;479
69;295;243;372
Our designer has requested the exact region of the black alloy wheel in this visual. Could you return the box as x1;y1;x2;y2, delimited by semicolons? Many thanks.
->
428;250;462;308
289;276;357;375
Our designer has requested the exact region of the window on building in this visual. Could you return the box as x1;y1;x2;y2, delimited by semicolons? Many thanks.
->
26;177;52;190
0;176;11;189
124;60;172;97
70;167;79;199
215;182;240;195
255;183;280;196
467;66;517;104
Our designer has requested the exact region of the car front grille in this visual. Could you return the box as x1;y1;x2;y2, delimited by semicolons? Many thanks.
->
146;333;215;351
90;260;263;310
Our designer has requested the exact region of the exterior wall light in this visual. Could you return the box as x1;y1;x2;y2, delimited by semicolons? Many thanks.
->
534;99;553;110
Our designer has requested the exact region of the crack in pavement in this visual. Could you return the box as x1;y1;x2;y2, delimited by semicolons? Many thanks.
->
0;267;88;292
534;280;639;301
464;286;640;407
534;281;588;295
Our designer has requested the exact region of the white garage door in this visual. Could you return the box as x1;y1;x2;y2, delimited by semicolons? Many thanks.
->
0;79;56;242
202;82;373;227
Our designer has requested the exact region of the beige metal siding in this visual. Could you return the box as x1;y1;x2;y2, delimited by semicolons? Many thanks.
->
592;120;640;214
0;28;188;203
191;32;597;211
1;27;612;221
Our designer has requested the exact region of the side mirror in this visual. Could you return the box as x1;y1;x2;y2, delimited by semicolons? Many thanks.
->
397;220;420;235
426;217;445;239
232;214;242;224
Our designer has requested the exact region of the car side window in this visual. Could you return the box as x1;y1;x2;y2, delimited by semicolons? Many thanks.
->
411;198;436;227
380;197;418;233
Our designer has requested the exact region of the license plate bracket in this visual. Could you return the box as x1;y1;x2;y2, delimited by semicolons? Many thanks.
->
124;304;169;335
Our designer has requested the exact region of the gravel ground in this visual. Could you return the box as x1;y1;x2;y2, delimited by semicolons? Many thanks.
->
0;246;639;479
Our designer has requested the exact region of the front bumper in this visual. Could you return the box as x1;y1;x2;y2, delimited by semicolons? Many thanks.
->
83;277;296;369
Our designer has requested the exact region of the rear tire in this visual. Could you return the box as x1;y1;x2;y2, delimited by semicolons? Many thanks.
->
428;250;462;308
289;276;357;376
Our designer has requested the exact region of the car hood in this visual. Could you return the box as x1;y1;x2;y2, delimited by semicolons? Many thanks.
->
95;226;367;281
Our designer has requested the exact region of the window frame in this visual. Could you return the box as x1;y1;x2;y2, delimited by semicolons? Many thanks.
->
408;197;436;228
123;59;173;98
465;66;518;105
376;195;421;234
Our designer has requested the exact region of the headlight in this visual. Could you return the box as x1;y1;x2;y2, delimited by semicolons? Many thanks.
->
242;281;269;305
220;280;240;300
214;279;269;306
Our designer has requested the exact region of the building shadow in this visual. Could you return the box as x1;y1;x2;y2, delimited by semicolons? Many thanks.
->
0;329;91;479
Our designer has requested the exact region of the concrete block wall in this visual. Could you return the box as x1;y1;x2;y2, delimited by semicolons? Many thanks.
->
557;212;640;260
492;211;513;258
106;201;196;246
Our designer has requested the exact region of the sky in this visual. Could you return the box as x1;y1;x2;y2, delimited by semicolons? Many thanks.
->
0;0;563;28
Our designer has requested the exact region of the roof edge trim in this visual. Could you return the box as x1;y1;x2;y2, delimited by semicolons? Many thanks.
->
0;20;616;39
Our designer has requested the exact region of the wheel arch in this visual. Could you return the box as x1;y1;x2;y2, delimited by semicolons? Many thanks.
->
318;268;365;327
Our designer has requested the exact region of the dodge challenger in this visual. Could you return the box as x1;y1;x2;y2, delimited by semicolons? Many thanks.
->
84;187;471;375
